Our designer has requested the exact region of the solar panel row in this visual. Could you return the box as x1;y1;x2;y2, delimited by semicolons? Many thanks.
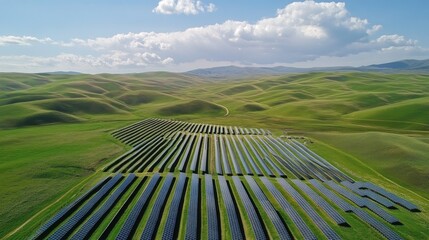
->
31;176;111;240
189;134;203;172
325;181;400;224
341;181;395;208
277;179;339;240
162;173;187;240
309;179;402;240
232;176;267;240
71;174;136;240
99;177;146;239
116;174;161;240
205;174;220;240
140;173;174;239
218;176;244;240
245;176;292;240
185;174;200;240
291;179;347;226
355;182;420;212
262;178;315;240
48;174;122;240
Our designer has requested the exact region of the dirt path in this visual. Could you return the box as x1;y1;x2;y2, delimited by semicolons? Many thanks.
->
214;102;229;116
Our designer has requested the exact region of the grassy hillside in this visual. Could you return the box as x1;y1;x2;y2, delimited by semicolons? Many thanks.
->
345;97;429;128
0;72;428;238
158;99;226;117
0;122;127;237
309;132;429;198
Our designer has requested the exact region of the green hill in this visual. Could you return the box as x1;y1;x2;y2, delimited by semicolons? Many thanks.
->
116;90;178;105
239;103;268;112
310;131;429;197
0;71;428;239
158;99;226;116
346;97;429;129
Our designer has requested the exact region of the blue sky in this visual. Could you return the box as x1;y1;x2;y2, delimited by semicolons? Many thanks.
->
1;0;428;73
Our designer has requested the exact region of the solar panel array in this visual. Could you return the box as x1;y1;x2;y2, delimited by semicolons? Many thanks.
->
33;173;419;240
112;118;271;147
31;118;421;240
105;118;349;181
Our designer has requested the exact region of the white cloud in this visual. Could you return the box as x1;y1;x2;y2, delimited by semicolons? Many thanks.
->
0;35;53;46
0;51;173;72
153;0;216;15
288;45;429;68
375;34;417;45
206;3;216;13
0;1;427;72
75;0;418;65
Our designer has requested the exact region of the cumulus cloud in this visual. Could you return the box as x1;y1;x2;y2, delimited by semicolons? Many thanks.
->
0;51;173;72
153;0;216;15
54;51;173;68
0;1;426;72
74;1;417;65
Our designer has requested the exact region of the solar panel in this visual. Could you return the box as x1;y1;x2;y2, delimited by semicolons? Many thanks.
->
245;176;292;240
231;176;267;240
185;174;200;240
116;173;161;240
291;179;347;226
162;173;187;240
48;174;122;240
218;176;244;240
140;173;175;239
205;175;220;240
31;176;111;240
277;179;339;240
71;174;136;239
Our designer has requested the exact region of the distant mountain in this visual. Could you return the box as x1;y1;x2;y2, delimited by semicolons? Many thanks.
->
38;71;82;75
186;65;356;79
186;66;301;78
186;59;429;78
362;59;429;71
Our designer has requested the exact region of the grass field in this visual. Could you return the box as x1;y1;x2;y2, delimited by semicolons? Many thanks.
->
0;71;428;239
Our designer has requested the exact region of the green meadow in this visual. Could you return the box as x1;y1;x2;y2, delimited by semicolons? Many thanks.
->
0;72;428;239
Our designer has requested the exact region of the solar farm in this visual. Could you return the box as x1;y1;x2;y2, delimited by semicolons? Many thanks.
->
31;118;420;239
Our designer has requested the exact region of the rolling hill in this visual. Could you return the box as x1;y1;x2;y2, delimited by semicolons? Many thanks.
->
0;70;428;239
